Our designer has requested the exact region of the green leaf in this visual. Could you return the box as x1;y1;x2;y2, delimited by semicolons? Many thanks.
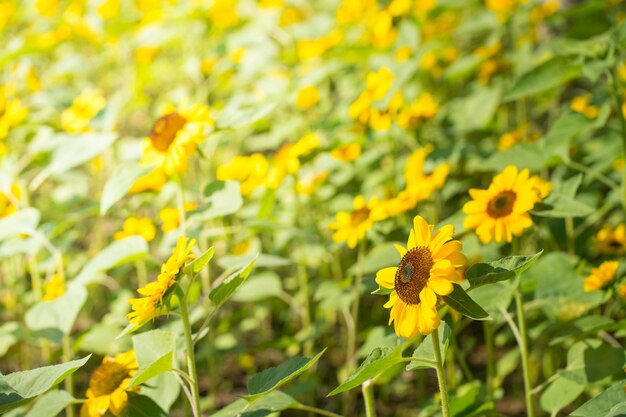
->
183;246;215;279
549;315;615;346
128;330;176;388
504;57;580;101
100;164;155;215
25;285;88;338
127;394;168;417
190;181;243;221
0;208;40;240
0;322;20;357
209;255;257;308
532;194;594;218
539;376;584;415
468;282;515;318
139;373;180;413
448;85;501;130
571;379;626;417
217;102;276;129
209;391;300;417
559;339;626;384
243;349;326;401
406;322;451;371
0;356;90;413
371;286;394;296
231;272;283;302
466;251;543;289
24;390;75;417
329;346;404;396
442;284;490;320
73;237;148;286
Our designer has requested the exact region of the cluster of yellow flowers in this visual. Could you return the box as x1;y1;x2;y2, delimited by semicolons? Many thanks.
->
61;90;106;134
0;83;28;142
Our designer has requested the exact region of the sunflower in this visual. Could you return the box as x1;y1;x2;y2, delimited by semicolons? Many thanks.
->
140;103;214;174
0;183;21;218
114;217;156;242
376;216;465;338
127;236;195;326
596;224;626;254
80;350;138;417
42;273;65;302
463;165;544;244
584;261;619;292
329;195;385;248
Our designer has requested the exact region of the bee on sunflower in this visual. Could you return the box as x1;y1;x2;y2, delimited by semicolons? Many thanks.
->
376;215;465;338
127;236;195;328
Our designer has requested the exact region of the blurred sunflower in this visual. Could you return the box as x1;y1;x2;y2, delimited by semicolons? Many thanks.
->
584;261;618;292
42;273;65;302
463;165;544;243
0;183;21;218
140;103;214;174
376;216;465;338
80;350;138;417
330;142;361;162
127;237;195;326
329;195;385;248
61;89;106;134
596;224;626;254
217;153;269;196
114;217;156;242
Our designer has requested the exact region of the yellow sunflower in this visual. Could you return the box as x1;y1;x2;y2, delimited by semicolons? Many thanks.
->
80;350;138;417
329;195;385;248
584;261;619;292
463;165;542;244
42;273;65;302
596;224;626;254
0;183;21;218
376;215;465;338
140;103;214;175
127;236;195;326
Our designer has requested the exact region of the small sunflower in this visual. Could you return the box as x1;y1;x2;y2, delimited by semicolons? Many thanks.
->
329;195;385;248
596;224;626;254
140;103;214;174
584;261;619;292
127;237;195;326
80;350;138;417
463;165;545;244
42;273;65;302
0;183;21;218
376;216;465;338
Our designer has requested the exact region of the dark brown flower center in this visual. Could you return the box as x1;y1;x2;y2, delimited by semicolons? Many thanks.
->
88;361;131;396
350;207;370;227
149;112;187;152
486;190;516;218
395;247;434;305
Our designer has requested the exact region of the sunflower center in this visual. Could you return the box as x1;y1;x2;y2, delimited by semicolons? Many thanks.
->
149;112;187;152
486;190;516;218
88;361;131;397
395;247;434;305
350;207;370;227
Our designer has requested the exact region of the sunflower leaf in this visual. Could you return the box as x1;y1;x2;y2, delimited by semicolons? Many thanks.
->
24;390;75;417
442;284;490;320
100;164;155;215
129;330;176;388
406;322;451;370
466;250;543;289
209;255;257;308
183;246;215;279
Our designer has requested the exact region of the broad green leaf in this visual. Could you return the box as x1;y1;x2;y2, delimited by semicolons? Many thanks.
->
448;381;494;417
100;164;154;215
448;85;501;130
329;346;404;396
25;285;88;338
243;349;326;401
469;282;515;317
442;284;490;320
0;356;90;413
209;391;300;417
504;57;580;101
139;373;180;413
231;272;283;302
127;394;168;417
183;246;215;279
0;208;40;240
190;181;243;221
539;376;584;414
73;237;148;286
532;194;594;218
406;322;451;371
560;339;626;384
209;255;257;308
467;251;543;289
129;330;176;388
24;390;74;417
571;380;626;417
0;322;20;357
549;315;614;346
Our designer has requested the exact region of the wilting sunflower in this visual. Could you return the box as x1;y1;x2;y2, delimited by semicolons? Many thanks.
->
329;195;385;248
80;350;138;417
140;103;214;174
584;261;619;292
127;236;195;326
376;216;465;337
463;165;544;243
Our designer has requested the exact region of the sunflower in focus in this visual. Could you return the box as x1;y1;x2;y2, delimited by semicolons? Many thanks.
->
140;103;214;174
127;237;195;326
584;261;619;292
463;165;546;243
329;195;385;248
376;216;465;338
596;224;626;254
80;350;138;417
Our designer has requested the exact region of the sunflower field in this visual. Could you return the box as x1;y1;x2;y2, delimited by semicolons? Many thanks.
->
2;0;626;416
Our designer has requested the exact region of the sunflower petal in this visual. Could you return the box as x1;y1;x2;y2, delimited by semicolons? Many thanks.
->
375;267;397;289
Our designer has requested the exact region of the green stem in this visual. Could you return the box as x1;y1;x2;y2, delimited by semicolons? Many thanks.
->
611;67;626;217
565;217;575;255
347;240;366;374
63;335;75;417
484;322;495;401
515;291;535;417
362;380;377;417
431;329;450;417
296;405;344;417
297;261;313;357
177;287;201;417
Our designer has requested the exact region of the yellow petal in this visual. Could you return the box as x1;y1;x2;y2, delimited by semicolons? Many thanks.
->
413;215;431;247
428;278;454;296
394;243;407;257
375;267;398;289
419;286;437;308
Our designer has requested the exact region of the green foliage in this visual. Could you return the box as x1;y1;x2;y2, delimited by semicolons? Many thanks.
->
209;255;257;309
129;330;176;387
442;284;490;320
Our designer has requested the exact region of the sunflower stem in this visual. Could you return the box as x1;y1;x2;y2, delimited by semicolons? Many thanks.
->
177;287;201;417
347;240;366;374
515;291;535;417
62;335;75;417
431;329;450;417
610;66;626;218
362;379;377;417
483;322;496;401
